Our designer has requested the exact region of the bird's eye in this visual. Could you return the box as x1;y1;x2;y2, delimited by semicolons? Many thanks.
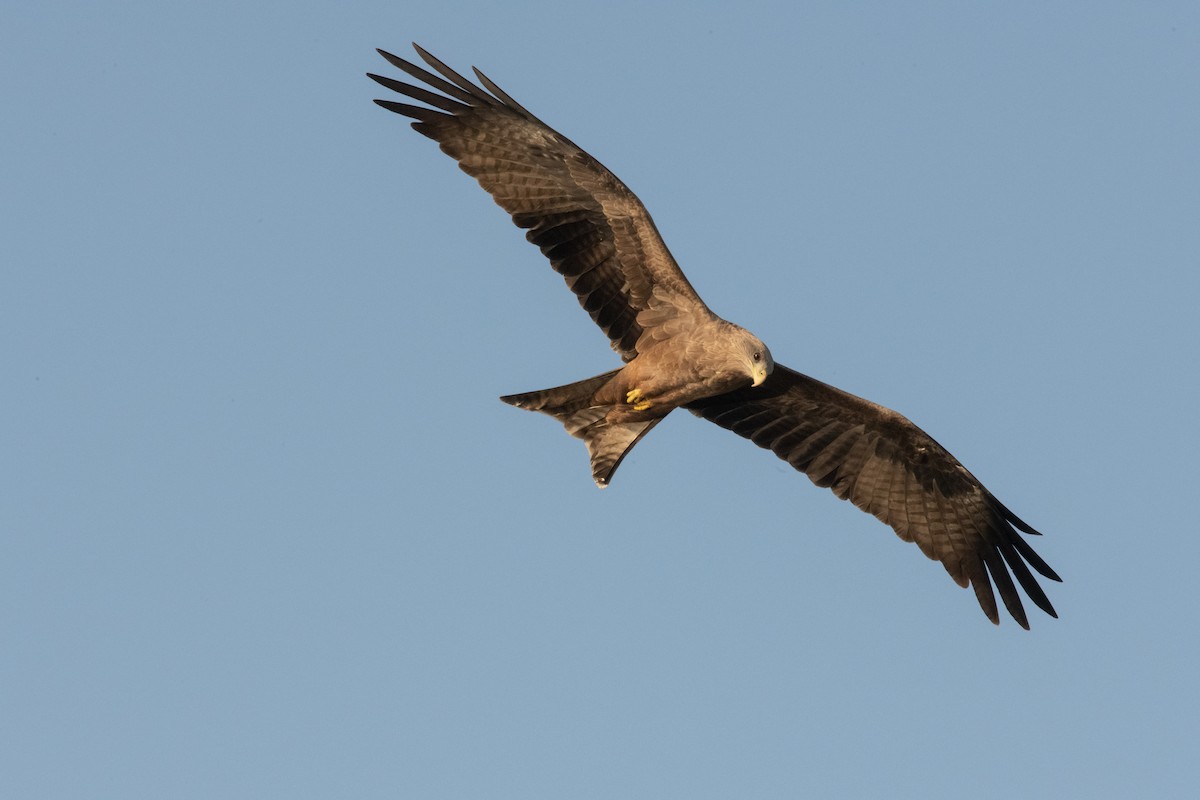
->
753;351;762;362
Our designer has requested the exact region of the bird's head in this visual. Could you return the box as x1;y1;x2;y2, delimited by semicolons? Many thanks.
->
741;332;774;387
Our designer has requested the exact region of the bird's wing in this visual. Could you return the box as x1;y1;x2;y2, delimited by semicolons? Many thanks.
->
368;45;708;361
686;365;1061;628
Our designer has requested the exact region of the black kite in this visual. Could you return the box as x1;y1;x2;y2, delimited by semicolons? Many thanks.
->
368;45;1061;627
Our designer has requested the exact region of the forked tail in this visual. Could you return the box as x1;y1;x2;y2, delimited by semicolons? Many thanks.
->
499;369;662;487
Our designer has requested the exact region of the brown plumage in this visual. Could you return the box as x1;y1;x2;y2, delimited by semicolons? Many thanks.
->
368;45;1061;628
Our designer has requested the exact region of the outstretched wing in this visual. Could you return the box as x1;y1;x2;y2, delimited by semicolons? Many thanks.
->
687;366;1061;628
368;45;707;361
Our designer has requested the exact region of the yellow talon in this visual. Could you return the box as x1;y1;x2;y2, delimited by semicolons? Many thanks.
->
626;388;652;411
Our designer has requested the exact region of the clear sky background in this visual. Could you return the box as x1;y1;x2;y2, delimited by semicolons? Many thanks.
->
4;2;1199;798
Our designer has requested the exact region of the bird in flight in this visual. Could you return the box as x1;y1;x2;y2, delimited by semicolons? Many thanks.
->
368;45;1061;628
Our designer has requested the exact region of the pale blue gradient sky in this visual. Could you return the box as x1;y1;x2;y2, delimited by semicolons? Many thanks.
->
4;2;1199;798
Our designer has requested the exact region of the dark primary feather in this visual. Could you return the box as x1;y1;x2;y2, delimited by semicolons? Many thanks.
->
687;366;1061;628
368;45;706;361
370;46;1061;627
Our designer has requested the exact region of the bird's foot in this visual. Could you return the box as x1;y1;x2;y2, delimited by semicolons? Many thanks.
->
626;388;652;412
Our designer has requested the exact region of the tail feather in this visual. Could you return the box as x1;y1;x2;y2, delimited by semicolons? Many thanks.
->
579;415;662;487
499;369;620;414
500;369;661;487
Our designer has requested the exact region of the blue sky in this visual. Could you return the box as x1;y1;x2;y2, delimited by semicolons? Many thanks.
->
4;2;1199;797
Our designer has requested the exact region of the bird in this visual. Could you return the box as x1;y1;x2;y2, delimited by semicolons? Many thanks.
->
367;44;1061;628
